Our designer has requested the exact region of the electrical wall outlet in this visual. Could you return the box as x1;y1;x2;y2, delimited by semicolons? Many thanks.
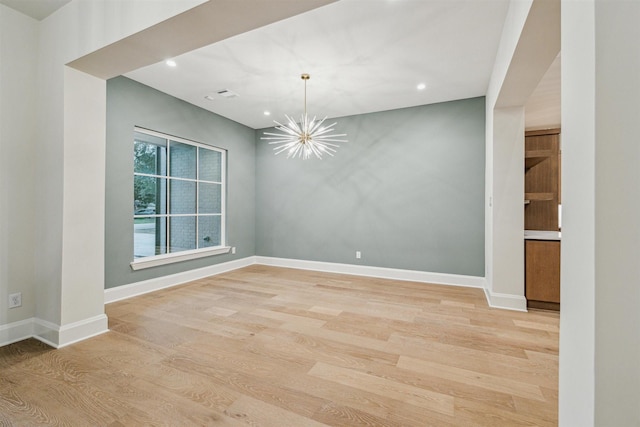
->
9;292;22;308
356;251;361;259
231;247;236;254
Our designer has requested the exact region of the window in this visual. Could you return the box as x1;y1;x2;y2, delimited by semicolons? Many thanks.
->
131;128;228;269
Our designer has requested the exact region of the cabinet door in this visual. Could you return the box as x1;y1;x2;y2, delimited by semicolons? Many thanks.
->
525;240;560;303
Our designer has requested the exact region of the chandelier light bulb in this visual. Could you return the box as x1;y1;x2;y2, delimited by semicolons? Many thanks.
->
261;74;347;160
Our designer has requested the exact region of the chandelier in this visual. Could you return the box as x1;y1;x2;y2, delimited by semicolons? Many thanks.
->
261;74;347;160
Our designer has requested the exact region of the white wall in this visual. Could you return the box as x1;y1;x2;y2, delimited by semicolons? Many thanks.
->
36;0;207;345
484;0;532;310
0;0;206;346
490;106;525;303
558;2;596;424
560;0;640;425
484;0;559;310
0;5;38;332
485;0;533;310
593;2;640;422
1;0;339;347
60;68;106;326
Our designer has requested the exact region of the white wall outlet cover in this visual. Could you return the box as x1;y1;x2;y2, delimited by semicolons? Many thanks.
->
9;292;22;308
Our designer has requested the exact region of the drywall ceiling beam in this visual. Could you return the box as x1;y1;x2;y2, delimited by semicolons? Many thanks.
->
496;0;560;108
68;0;338;80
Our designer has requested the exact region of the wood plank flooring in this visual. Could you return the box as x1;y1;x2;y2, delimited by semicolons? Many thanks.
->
0;265;559;426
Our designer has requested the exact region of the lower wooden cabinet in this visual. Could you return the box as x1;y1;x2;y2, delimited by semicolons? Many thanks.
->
525;240;560;310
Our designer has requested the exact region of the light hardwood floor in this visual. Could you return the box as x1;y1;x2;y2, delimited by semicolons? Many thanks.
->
0;265;559;426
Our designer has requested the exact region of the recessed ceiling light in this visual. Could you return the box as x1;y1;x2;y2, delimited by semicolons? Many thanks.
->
417;83;426;90
165;59;177;67
264;111;271;116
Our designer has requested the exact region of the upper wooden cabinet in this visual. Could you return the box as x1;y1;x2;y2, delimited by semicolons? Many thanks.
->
524;129;560;231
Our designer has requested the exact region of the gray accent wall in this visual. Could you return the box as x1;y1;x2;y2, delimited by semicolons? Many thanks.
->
105;77;256;288
256;97;485;277
106;80;484;289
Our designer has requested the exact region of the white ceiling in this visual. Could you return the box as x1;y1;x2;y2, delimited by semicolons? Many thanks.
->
2;0;559;131
525;53;561;130
125;0;513;130
0;0;70;20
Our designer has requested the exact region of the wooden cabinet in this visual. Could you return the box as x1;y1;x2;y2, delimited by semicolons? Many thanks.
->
524;129;560;230
525;240;560;310
524;129;561;311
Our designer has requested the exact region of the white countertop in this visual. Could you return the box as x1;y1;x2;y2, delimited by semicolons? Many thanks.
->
524;230;561;241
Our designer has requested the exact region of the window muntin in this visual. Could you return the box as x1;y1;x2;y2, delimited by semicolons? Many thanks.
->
133;128;226;261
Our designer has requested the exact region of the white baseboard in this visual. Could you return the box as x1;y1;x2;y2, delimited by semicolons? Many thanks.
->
32;317;60;347
254;256;486;289
57;314;109;348
1;314;109;349
483;287;528;311
103;255;525;316
33;315;109;348
3;256;499;350
105;256;255;304
0;318;35;347
105;255;486;308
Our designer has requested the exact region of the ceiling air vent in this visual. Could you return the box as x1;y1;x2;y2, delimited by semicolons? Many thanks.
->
216;89;238;98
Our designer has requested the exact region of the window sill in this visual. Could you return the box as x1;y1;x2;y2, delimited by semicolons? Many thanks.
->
130;246;231;271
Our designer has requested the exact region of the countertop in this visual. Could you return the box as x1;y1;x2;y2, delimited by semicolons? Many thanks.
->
524;230;561;241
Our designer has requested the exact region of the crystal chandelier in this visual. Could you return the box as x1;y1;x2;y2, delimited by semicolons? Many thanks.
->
261;74;347;160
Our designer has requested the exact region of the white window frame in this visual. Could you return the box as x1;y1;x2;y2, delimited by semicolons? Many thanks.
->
131;127;230;270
